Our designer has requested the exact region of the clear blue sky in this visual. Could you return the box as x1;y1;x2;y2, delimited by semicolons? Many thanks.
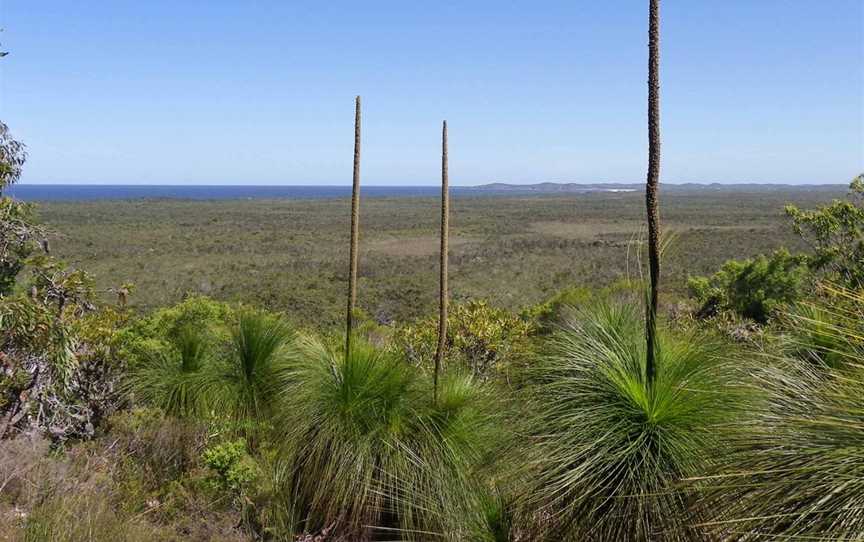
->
1;1;861;185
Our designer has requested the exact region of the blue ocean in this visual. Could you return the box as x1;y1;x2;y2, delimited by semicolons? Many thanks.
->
6;185;488;202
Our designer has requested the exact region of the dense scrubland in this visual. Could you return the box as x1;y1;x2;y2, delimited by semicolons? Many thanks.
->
36;187;841;329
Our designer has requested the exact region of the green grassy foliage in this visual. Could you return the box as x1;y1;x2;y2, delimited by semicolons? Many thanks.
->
513;303;754;541
124;299;509;539
125;325;212;418
281;337;505;539
700;300;864;538
202;311;302;428
781;284;864;369
128;308;304;436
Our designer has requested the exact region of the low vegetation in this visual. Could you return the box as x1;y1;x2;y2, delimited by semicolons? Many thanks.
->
5;204;863;539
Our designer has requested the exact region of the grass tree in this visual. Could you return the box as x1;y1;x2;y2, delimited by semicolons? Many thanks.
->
512;3;755;539
204;311;302;429
345;95;362;360
645;0;661;383
280;337;503;539
131;311;302;432
434;120;450;403
515;303;753;540
127;325;211;418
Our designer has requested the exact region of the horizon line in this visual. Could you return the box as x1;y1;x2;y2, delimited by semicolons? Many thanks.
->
13;181;851;187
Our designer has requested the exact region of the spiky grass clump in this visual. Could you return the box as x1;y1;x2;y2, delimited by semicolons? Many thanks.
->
129;311;303;430
700;361;864;539
126;325;212;417
783;284;864;368
515;303;752;541
202;310;303;427
282;337;504;540
701;287;864;539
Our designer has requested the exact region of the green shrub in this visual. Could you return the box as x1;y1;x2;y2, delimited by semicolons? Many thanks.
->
119;296;235;366
522;279;640;334
396;299;533;379
520;286;594;333
1;269;127;440
688;248;811;323
785;173;864;288
202;438;259;493
514;303;754;541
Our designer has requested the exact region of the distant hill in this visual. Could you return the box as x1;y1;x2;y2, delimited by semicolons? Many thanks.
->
472;182;846;193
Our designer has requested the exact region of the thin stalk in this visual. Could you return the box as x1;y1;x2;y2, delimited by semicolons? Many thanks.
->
434;120;449;404
645;0;661;385
346;96;361;360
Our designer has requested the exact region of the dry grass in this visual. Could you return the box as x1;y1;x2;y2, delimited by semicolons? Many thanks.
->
0;413;251;542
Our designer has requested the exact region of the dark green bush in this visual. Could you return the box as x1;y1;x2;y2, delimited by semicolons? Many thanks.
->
119;296;235;365
201;438;259;493
688;248;811;323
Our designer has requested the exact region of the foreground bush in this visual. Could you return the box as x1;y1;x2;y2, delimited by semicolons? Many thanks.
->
701;288;864;539
514;303;753;541
1;265;128;441
282;337;505;540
